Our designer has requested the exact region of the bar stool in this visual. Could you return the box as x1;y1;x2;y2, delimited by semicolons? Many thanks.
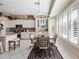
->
0;42;4;53
8;38;20;51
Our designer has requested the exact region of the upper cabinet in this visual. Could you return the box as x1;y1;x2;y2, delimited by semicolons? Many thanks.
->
36;17;48;32
7;20;36;28
7;15;35;20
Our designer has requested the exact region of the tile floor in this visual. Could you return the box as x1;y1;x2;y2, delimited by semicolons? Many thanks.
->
1;37;78;59
56;37;79;59
0;40;33;59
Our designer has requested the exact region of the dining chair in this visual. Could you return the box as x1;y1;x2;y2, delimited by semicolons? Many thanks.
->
8;38;20;51
37;36;50;57
38;36;49;49
49;33;57;44
29;34;37;48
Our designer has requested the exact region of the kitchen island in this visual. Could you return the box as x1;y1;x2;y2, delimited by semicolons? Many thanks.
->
0;33;20;52
6;33;20;51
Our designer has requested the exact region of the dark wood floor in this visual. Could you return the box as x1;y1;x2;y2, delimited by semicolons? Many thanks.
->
27;44;63;59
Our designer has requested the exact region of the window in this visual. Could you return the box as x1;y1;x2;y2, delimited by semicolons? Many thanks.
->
63;13;68;39
68;11;71;41
52;19;56;33
70;8;78;44
59;17;63;36
56;19;59;34
56;4;79;46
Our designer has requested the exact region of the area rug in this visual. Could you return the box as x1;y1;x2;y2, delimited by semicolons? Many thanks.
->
27;44;63;59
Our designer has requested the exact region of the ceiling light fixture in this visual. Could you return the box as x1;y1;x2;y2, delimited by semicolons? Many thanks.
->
33;0;40;15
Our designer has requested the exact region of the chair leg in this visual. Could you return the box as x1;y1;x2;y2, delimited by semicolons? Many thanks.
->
0;45;3;53
9;42;10;51
14;42;16;50
19;40;20;46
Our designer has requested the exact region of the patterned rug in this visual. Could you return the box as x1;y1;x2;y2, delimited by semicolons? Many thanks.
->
27;44;63;59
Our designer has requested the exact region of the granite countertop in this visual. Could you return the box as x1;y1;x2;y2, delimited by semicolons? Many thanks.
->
6;32;14;35
6;32;20;35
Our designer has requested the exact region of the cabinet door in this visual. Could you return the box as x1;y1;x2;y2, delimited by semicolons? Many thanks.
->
36;18;48;31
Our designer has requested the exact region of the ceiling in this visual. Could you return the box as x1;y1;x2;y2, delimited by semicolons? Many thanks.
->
0;0;54;16
49;0;73;17
0;0;75;17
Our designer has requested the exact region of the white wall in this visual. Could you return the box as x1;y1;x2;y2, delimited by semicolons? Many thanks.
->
6;19;36;28
48;18;56;38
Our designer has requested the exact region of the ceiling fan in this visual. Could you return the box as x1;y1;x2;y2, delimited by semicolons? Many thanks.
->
33;0;48;17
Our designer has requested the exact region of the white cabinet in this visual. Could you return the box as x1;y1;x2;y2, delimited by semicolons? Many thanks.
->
7;20;36;28
23;20;35;28
36;18;48;32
